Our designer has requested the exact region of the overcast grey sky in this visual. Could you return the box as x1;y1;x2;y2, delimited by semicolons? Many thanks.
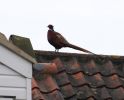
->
0;0;124;55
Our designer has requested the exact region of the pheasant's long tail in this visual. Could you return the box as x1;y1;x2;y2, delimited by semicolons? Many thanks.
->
67;43;95;54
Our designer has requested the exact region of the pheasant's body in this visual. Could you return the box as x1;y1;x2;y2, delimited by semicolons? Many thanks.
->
48;30;69;50
47;24;95;54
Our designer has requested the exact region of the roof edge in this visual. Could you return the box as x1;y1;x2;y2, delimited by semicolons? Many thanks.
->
34;50;124;62
0;35;36;64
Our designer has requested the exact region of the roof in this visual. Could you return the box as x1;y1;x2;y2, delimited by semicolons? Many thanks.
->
0;33;36;64
32;50;124;100
4;34;124;99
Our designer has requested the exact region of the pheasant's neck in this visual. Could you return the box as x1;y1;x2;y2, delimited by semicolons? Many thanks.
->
49;28;54;31
48;30;55;40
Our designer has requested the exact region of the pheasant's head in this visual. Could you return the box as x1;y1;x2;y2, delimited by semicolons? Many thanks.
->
48;24;54;30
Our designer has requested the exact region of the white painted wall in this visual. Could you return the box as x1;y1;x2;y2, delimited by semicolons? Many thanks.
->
0;63;30;100
0;45;32;78
0;45;32;100
0;98;14;100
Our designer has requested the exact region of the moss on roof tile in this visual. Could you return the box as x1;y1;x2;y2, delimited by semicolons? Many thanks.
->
9;35;35;58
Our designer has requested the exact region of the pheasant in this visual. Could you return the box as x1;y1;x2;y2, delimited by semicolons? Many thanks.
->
47;24;95;54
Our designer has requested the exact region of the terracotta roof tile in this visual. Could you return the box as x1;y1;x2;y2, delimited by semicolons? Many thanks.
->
43;90;64;100
65;57;82;74
82;60;99;75
86;73;105;88
99;60;117;76
32;77;39;89
114;63;124;77
51;58;66;73
65;96;77;100
60;84;75;99
75;85;94;99
86;97;96;100
95;87;112;99
33;63;58;74
55;72;70;86
109;87;124;100
32;51;124;100
32;88;45;100
103;74;122;88
68;72;88;87
32;78;45;100
35;75;59;93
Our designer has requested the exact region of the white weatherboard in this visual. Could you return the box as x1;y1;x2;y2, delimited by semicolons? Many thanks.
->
0;63;20;76
0;98;14;100
0;43;32;100
0;45;32;78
